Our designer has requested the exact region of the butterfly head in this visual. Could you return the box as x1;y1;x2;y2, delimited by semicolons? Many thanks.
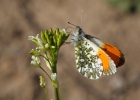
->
70;26;86;44
67;22;85;36
75;26;86;36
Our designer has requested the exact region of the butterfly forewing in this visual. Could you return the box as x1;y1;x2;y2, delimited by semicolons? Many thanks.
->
86;35;125;67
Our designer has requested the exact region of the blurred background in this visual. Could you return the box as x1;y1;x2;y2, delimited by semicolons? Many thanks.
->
0;0;140;100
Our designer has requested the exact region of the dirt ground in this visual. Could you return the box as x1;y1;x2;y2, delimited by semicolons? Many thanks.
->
0;0;140;100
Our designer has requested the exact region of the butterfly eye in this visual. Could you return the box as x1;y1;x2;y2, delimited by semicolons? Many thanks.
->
76;26;82;34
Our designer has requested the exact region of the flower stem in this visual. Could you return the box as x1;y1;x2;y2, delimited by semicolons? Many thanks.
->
44;86;49;100
40;66;51;81
51;60;60;100
54;83;60;100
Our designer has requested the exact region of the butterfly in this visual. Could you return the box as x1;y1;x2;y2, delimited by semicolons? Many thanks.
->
69;22;125;79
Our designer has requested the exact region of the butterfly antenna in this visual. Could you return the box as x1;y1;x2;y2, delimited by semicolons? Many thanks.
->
80;10;84;28
67;22;77;27
65;26;74;30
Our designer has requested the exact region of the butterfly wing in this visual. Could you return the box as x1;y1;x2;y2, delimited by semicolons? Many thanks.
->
74;36;116;79
85;35;125;68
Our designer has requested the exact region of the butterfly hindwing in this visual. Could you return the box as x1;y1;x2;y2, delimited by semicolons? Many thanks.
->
74;37;103;79
74;36;117;79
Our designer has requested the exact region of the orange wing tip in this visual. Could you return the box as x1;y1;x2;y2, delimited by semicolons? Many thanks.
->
103;57;117;75
97;49;117;76
102;43;125;67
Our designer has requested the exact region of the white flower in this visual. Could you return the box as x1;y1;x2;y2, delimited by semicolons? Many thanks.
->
30;56;40;67
60;29;66;33
28;34;44;51
51;73;57;81
28;34;40;44
51;73;58;88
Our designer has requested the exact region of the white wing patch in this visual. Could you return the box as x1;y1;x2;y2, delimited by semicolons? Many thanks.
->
74;37;103;79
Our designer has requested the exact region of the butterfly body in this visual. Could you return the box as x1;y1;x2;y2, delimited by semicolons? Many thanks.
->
71;26;125;79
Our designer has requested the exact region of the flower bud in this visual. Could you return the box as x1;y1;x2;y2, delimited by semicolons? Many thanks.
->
29;49;41;56
40;31;47;44
39;76;46;88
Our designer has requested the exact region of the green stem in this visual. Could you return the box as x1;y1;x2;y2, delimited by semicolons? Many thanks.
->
40;66;51;81
53;82;60;100
51;58;60;100
44;86;49;100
